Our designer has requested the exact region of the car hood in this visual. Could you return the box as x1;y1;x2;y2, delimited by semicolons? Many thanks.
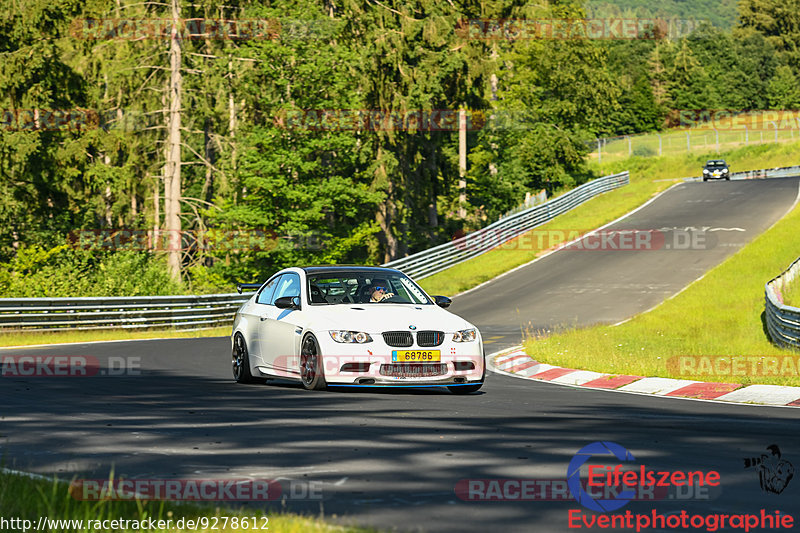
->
306;304;474;333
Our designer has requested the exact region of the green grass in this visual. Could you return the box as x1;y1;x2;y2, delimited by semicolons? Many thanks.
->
0;326;231;348
0;470;372;533
781;263;800;308
524;188;800;387
419;140;800;297
784;280;800;308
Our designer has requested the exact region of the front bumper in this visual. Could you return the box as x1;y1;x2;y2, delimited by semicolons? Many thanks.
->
703;171;729;179
317;333;485;386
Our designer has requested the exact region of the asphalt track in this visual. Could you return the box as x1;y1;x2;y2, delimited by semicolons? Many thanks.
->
3;178;800;532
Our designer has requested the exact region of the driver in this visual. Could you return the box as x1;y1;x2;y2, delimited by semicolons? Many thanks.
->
368;279;395;303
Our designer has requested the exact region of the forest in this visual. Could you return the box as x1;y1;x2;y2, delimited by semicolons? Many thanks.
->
1;0;798;296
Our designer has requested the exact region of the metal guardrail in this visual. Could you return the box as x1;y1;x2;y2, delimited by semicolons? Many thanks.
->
765;256;800;349
682;164;800;181
729;165;800;180
383;171;630;279
0;293;253;332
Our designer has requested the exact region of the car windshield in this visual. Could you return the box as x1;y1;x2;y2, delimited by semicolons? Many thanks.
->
307;271;431;305
705;160;727;167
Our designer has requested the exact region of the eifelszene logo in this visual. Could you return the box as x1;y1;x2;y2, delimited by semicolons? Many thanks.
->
568;441;637;511
567;441;721;512
743;445;794;494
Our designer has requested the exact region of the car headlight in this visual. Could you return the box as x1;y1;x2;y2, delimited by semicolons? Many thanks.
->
329;330;373;343
703;169;709;174
722;168;728;173
452;328;477;342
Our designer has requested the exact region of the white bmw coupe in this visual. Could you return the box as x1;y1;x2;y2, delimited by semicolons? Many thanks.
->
231;266;485;393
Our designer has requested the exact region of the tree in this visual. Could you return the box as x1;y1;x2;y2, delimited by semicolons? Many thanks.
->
740;0;800;71
664;39;720;111
767;65;800;109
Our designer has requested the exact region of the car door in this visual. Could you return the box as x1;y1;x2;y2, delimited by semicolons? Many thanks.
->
260;272;303;375
244;275;280;365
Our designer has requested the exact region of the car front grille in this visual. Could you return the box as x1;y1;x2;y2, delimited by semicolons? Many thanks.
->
416;330;444;347
382;331;413;347
379;363;448;377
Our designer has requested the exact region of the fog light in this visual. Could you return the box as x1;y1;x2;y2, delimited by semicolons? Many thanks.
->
453;361;476;371
341;362;371;372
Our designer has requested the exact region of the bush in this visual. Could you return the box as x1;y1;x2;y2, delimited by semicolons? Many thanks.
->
0;245;185;297
632;145;657;157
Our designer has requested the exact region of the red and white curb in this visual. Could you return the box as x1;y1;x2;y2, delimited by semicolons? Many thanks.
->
489;347;800;408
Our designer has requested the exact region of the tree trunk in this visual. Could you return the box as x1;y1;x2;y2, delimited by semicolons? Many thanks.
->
201;116;215;203
228;57;237;173
152;179;160;252
458;108;467;218
164;0;183;282
374;146;398;262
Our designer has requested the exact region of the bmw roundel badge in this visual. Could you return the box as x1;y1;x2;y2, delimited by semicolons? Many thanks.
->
409;325;417;330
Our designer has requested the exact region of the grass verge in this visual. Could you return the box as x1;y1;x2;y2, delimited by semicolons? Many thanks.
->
0;326;231;348
782;267;800;308
419;140;800;297
0;470;371;533
524;182;800;387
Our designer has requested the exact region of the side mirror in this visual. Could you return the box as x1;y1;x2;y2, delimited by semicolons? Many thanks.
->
236;282;262;294
275;296;301;310
433;295;451;309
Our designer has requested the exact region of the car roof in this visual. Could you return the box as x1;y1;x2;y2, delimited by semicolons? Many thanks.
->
301;265;402;276
705;159;727;164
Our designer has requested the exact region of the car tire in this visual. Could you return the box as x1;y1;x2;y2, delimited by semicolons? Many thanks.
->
702;177;708;182
300;334;327;391
725;176;730;181
232;333;259;383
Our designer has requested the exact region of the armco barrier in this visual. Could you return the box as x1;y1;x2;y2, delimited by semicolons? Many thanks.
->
0;293;252;332
729;165;800;180
765;256;800;349
682;164;800;181
383;171;630;279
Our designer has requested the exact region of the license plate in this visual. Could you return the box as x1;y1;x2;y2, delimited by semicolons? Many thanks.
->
392;350;441;362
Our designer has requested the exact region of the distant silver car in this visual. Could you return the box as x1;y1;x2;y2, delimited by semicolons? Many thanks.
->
231;266;485;393
702;159;729;181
